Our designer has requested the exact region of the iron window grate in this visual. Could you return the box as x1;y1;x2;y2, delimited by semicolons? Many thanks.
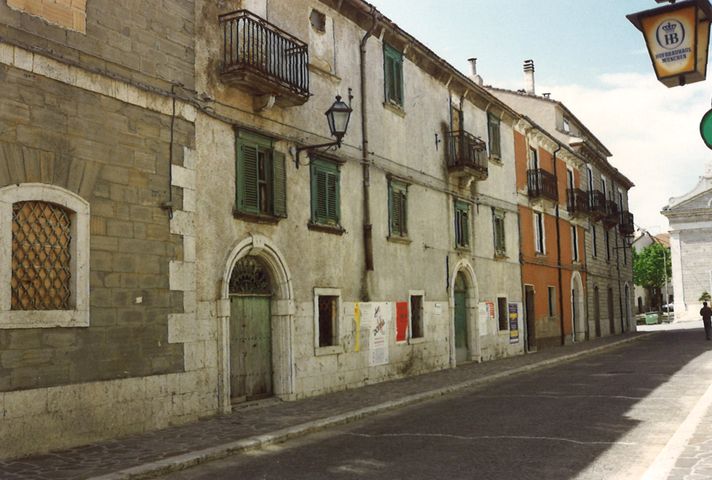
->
11;201;72;310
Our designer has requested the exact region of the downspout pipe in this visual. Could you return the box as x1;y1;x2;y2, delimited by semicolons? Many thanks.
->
360;7;379;301
552;144;566;345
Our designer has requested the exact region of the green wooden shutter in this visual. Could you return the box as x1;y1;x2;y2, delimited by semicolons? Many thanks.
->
389;181;407;237
237;142;260;214
272;150;287;217
384;44;403;106
488;114;501;158
311;159;340;225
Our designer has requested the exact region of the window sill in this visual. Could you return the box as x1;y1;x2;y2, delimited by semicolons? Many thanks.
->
315;345;343;356
535;252;546;257
383;101;406;117
494;252;508;260
0;309;89;329
455;246;471;253
408;337;426;345
233;209;282;225
307;222;345;235
387;235;412;245
489;155;502;165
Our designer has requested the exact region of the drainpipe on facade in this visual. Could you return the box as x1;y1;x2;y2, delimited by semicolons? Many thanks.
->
359;7;379;301
552;144;566;346
615;226;625;332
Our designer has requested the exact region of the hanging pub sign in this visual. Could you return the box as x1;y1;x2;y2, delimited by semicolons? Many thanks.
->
627;0;712;87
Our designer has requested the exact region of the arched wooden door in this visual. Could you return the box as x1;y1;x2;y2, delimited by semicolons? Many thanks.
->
229;256;273;403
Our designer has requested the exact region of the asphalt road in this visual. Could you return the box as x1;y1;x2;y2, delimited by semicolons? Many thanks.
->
162;329;712;480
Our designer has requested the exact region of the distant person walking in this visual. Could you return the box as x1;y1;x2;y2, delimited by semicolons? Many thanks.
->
701;302;712;340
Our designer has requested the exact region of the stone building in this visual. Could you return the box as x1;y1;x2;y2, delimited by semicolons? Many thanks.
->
0;0;216;459
490;63;635;340
662;162;712;321
0;0;534;458
194;0;526;411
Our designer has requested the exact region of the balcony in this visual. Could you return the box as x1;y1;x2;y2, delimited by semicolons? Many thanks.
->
220;10;309;107
567;188;590;217
619;211;635;236
446;130;488;184
527;169;558;202
588;190;607;220
602;200;619;229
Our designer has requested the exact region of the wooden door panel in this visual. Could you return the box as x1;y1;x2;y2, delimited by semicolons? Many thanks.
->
230;296;272;402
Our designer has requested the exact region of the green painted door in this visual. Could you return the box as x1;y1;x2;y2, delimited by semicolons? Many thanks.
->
230;295;272;402
454;275;469;363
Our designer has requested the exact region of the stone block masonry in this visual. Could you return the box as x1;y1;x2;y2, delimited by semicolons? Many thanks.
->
0;48;217;458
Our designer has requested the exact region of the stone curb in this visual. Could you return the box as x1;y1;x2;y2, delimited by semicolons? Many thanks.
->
89;333;653;480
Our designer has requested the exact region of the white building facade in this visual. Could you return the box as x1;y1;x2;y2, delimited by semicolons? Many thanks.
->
662;163;712;321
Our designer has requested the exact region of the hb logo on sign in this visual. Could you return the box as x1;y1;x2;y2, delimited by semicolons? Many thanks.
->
657;20;685;49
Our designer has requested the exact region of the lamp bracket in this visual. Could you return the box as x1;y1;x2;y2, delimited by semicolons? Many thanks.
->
294;140;342;168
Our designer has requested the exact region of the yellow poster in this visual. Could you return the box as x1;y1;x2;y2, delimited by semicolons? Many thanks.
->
354;303;360;352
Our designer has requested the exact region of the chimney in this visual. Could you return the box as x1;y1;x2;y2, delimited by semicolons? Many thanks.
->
523;59;535;95
467;57;483;86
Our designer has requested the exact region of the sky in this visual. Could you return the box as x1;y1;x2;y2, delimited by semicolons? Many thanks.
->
370;0;712;234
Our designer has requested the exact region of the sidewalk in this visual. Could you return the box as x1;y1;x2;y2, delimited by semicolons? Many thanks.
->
0;333;651;480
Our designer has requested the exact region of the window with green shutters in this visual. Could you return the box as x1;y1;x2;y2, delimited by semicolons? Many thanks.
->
492;208;506;257
388;180;408;238
488;113;501;159
235;130;287;219
310;157;340;227
454;200;470;248
383;43;404;107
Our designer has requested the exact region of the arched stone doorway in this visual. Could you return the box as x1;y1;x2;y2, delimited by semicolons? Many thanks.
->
449;260;479;366
454;272;469;363
228;256;273;403
218;235;294;411
571;272;586;342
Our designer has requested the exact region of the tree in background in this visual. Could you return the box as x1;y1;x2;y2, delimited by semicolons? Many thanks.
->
633;242;672;310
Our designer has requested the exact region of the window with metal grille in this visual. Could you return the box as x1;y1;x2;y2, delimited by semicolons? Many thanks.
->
235;130;287;219
487;113;501;159
310;157;340;227
454;200;470;248
492;208;506;257
388;180;408;238
11;201;72;310
497;297;508;331
409;293;424;339
318;295;338;347
383;43;403;107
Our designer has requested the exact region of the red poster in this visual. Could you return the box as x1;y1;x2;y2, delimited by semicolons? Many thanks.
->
396;301;409;342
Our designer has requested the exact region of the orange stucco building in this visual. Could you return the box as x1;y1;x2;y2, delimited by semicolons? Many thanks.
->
513;125;587;349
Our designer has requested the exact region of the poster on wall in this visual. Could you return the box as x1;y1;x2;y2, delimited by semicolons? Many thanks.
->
478;303;489;336
354;303;361;352
508;302;519;344
396;301;409;343
358;302;390;366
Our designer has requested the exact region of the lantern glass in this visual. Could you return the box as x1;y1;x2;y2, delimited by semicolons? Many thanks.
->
325;95;352;140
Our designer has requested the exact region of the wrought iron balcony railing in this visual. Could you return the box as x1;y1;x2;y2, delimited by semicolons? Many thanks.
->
446;130;488;181
567;188;590;216
588;190;607;220
527;169;558;202
619;211;634;236
220;10;309;105
602;200;619;229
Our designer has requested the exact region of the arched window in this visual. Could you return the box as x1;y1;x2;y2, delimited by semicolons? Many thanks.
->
0;184;89;328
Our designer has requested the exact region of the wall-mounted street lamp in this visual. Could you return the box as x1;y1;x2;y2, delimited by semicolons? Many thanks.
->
294;93;353;168
627;0;712;87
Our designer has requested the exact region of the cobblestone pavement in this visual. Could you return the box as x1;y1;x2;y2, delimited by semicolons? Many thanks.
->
0;333;650;480
668;384;712;480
